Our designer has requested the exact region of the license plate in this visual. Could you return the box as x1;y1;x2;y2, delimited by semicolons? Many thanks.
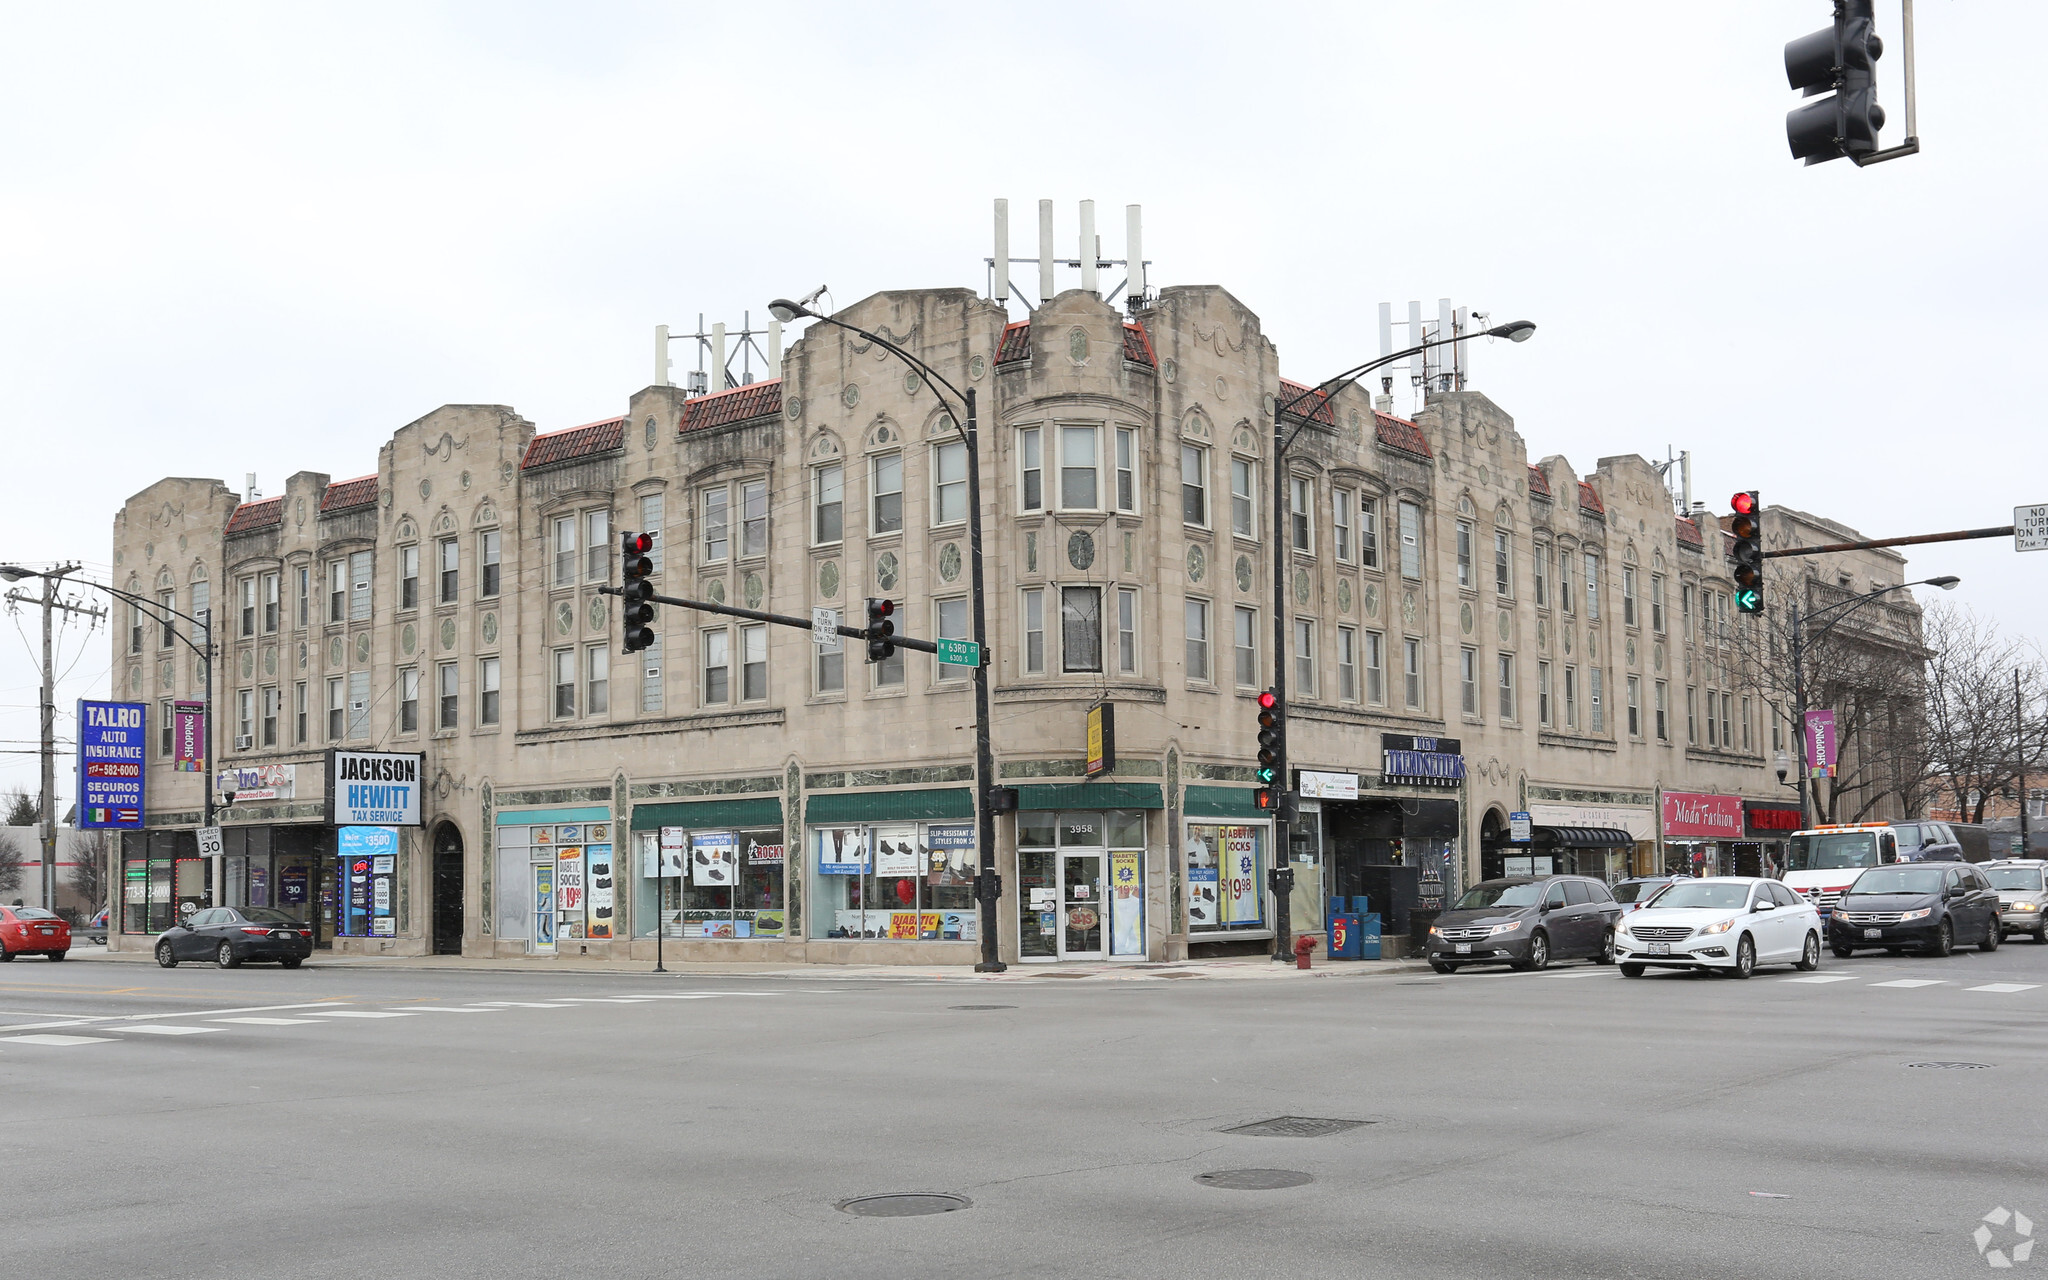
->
1648;942;1670;956
1454;944;1471;955
1864;928;1881;939
38;928;54;935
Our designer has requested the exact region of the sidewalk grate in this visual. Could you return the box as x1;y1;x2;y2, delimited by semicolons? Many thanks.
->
1220;1116;1372;1139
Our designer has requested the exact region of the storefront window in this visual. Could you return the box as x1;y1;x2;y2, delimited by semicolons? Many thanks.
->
1017;810;1146;959
333;827;401;938
809;821;977;941
495;822;617;949
638;826;786;939
1185;821;1265;934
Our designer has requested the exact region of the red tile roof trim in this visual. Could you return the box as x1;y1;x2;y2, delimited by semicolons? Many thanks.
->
1676;516;1705;548
1578;481;1605;516
320;475;378;512
1277;378;1335;426
1122;322;1157;368
995;322;1032;365
1527;466;1552;498
677;380;783;434
521;416;626;470
1375;411;1432;460
223;496;284;536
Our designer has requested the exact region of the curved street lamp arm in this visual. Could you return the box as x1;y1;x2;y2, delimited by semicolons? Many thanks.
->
1801;580;1933;648
83;579;215;663
1275;334;1460;457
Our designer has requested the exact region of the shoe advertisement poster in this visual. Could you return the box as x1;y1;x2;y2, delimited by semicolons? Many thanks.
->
1221;825;1261;925
1186;831;1219;927
586;844;615;939
874;824;920;876
817;826;867;876
692;831;737;886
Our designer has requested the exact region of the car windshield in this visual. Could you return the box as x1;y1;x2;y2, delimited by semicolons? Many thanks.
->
1851;867;1945;896
1610;881;1655;904
1646;882;1749;911
1455;882;1542;911
239;907;302;924
14;906;60;920
1786;833;1879;871
1987;868;2045;892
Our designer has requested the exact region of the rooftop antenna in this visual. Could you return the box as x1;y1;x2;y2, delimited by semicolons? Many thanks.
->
988;199;1150;317
245;473;260;501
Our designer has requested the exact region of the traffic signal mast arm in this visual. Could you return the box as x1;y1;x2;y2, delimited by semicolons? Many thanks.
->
596;585;943;654
1764;523;2018;559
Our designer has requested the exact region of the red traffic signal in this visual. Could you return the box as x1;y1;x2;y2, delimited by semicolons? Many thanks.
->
1730;491;1756;517
1257;689;1277;710
1254;788;1276;810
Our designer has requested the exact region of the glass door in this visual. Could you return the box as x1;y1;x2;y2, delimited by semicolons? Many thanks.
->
531;862;557;954
1059;851;1104;958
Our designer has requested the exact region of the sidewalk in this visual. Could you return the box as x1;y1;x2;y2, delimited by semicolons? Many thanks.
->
75;947;1434;983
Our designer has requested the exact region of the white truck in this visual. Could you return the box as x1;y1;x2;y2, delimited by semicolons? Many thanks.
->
1781;822;1903;920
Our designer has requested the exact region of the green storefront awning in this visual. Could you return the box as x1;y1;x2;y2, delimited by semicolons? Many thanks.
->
1183;785;1268;820
805;788;973;825
630;797;782;832
1013;782;1163;811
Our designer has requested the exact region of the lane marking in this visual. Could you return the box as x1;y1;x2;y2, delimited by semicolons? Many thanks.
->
1780;975;1860;984
303;1010;415;1019
550;998;651;1004
1868;979;1946;989
109;1024;221;1035
0;1019;101;1031
384;1006;492;1013
212;1016;323;1025
491;1002;576;1008
1967;983;2040;994
3;1033;115;1045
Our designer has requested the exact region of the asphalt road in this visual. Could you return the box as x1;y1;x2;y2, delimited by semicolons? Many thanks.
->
4;939;2045;1280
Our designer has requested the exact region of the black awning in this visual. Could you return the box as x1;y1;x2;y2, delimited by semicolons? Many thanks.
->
1532;825;1637;849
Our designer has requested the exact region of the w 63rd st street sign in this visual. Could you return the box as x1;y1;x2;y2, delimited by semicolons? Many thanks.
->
935;638;983;667
2016;505;2048;552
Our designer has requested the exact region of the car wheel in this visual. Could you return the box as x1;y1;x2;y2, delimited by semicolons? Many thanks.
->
47;951;65;962
1831;943;1855;959
1730;934;1756;979
1928;919;1954;958
155;941;178;968
1797;932;1822;971
1619;963;1646;978
0;944;12;963
215;941;240;970
2036;921;2048;944
1980;917;2002;953
280;957;303;970
1514;932;1550;972
1595;929;1616;965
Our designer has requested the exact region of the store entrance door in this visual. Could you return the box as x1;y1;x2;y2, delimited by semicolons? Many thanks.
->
432;824;464;955
1059;851;1104;959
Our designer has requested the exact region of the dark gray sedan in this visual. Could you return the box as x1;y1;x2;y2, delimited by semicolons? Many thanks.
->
155;906;312;969
1425;876;1623;973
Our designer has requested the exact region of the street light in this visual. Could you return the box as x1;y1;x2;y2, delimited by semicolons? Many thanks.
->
768;297;1005;973
1265;322;1536;961
1787;574;1958;827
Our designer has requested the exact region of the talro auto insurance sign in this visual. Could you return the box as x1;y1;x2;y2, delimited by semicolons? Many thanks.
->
325;750;424;827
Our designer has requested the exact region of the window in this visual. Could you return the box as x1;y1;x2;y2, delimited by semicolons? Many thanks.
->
1498;653;1516;720
813;464;843;544
348;551;372;623
237;689;254;746
587;508;611;579
1019;428;1043;512
874;633;904;689
1338;627;1358;701
480;529;501;597
130;603;144;655
1773;707;1785;751
589;644;613;713
813;613;842;695
1230;458;1255;538
1116;589;1138;675
1295;619;1317;697
480;657;501;726
1655;680;1669;741
1533;541;1549;607
399;667;419;733
554;647;578;717
937;598;972;681
260;686;278;747
326;677;345;740
871;455;902;534
1741;695;1753;751
739;484;766;558
1115;427;1137;512
553;515;578;583
934;441;968;524
438;661;459;729
1494;530;1511;596
1365;631;1385;705
1558;549;1574;615
699;489;727;563
1590;667;1605;733
1583;552;1599;621
1333;490;1353;562
1060;427;1098;511
400;546;420;610
1705;691;1718;746
1455;520;1473;588
1061;587;1102;673
1181;445;1208;525
1184;598;1210;682
1290;477;1313;553
294;566;309;629
1460;647;1478;716
635;496;660;575
439;538;459;604
1538;660;1553;726
1399;501;1423;579
1359;496;1380;569
159;589;177;647
261;572;279;634
293;682;307;744
1720;692;1732;748
191;580;209;640
1682;583;1695;638
239;577;256;638
1234;606;1258;687
1687;686;1698;743
1622;565;1638;628
1627;675;1641;738
1403;638;1423;709
347;671;370;740
1022;588;1046;675
700;632;727;705
641;636;664;713
1651;573;1665;633
1565;665;1579;729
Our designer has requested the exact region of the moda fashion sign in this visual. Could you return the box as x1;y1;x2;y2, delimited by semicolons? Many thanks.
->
1803;710;1839;779
77;700;146;829
1381;735;1465;788
1662;791;1745;840
325;750;423;826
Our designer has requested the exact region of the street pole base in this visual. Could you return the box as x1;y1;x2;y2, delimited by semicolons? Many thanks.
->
974;961;1008;973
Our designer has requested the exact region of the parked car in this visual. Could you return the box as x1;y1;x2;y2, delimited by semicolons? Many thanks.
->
0;906;71;961
1424;876;1622;973
1983;859;2048;944
83;907;109;945
1892;821;1967;862
1827;862;2001;958
155;906;312;969
1611;875;1688;913
1615;877;1822;979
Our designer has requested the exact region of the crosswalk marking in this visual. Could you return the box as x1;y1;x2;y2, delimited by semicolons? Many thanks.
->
5;1033;115;1045
1868;979;1946;989
214;1016;323;1025
111;1024;221;1035
1967;983;2041;993
1781;974;1860;984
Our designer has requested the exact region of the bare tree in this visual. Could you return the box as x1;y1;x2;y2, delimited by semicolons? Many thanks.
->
0;831;23;897
1920;603;2048;822
2;785;38;828
68;829;111;918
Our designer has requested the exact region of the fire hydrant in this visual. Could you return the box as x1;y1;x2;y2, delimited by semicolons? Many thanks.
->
1293;934;1318;970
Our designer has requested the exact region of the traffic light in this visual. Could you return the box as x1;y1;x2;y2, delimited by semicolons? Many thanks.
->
1785;0;1884;165
864;597;896;663
620;531;655;652
1729;492;1764;614
1255;689;1282;809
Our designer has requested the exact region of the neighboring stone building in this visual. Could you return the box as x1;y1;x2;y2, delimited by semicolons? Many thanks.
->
106;280;1913;964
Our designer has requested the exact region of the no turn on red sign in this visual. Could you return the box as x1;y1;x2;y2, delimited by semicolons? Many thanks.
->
2017;504;2048;552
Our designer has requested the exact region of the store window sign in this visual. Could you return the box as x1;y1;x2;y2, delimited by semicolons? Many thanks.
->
817;827;869;875
1222;826;1261;924
326;749;423;826
927;824;974;881
558;847;585;913
645;826;687;878
1746;806;1803;833
336;825;398;938
692;831;737;886
874;824;920;876
1381;734;1465;788
1662;792;1744;839
587;844;615;939
1299;771;1358;801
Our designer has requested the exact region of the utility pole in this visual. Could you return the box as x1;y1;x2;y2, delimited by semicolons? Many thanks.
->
2019;668;2031;856
3;564;95;910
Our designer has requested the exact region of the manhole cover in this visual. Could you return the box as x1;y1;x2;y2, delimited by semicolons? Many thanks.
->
949;1004;1017;1011
1196;1169;1314;1191
836;1193;972;1217
1905;1061;1993;1070
1221;1116;1372;1139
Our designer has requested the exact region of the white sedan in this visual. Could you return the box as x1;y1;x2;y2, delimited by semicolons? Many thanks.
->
1613;876;1823;979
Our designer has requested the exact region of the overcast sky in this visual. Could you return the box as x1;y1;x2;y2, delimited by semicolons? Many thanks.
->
2;0;2042;804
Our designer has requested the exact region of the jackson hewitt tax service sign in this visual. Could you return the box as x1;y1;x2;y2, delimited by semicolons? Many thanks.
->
325;750;424;827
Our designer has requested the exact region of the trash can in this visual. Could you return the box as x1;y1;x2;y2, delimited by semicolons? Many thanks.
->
1356;912;1383;960
1328;910;1362;960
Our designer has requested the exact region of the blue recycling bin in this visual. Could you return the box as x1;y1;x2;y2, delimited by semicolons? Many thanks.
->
1328;911;1363;959
1356;912;1383;960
